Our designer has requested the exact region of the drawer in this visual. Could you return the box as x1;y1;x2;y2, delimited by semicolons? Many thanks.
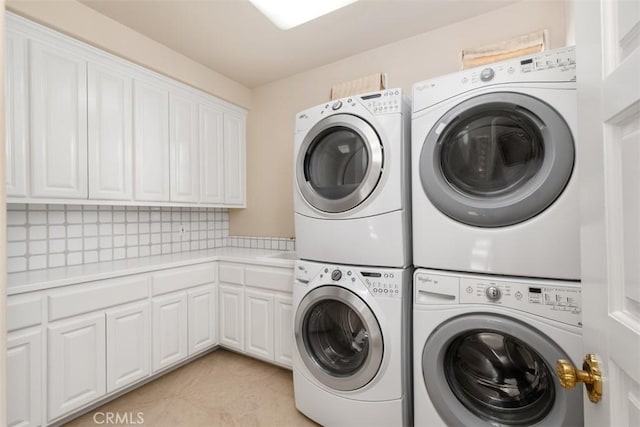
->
245;266;293;293
7;295;42;332
152;263;216;296
219;264;244;285
48;275;149;321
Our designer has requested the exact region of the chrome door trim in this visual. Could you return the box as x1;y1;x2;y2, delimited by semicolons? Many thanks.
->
419;92;575;227
295;285;384;391
296;114;383;213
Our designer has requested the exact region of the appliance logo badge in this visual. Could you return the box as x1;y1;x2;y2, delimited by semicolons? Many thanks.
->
298;113;308;119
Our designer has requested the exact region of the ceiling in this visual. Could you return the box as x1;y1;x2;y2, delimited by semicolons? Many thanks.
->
80;0;516;88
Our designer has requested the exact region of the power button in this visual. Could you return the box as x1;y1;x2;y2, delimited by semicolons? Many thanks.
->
332;101;343;110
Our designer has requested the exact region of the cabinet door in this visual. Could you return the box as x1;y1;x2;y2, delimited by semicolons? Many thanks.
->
5;31;28;198
8;328;42;427
218;284;244;351
169;92;199;203
199;104;224;204
188;285;216;355
245;288;274;361
152;292;188;372
223;113;246;206
88;63;133;201
30;40;88;199
48;313;106;422
133;79;170;201
106;302;150;393
274;295;293;368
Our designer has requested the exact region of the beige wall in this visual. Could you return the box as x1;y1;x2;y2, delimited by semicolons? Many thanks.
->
1;0;7;421
229;0;568;237
6;0;252;109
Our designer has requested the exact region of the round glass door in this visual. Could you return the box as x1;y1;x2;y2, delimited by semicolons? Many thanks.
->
295;286;383;391
419;92;574;227
297;115;383;213
422;314;583;426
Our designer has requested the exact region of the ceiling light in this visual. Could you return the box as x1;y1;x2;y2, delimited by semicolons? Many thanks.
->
249;0;358;30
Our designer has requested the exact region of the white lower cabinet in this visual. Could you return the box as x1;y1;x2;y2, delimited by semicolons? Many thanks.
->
274;295;294;368
7;328;42;427
106;302;150;393
188;285;217;355
219;284;244;351
245;289;274;361
152;292;188;372
47;312;106;422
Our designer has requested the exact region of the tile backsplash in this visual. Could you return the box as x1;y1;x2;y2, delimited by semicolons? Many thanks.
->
7;204;296;273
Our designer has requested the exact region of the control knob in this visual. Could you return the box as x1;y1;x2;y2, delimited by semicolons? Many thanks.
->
480;67;495;82
332;101;342;110
486;286;502;301
331;270;342;281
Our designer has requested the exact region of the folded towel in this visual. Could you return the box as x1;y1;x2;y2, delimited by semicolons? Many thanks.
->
461;30;548;69
331;73;387;100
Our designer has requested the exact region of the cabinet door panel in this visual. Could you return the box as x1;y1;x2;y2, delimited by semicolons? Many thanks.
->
133;79;169;201
88;63;132;200
48;313;106;421
170;93;199;202
219;284;244;351
30;40;88;199
200;104;224;204
8;329;42;427
275;295;293;368
106;302;150;393
188;285;216;354
152;293;188;372
245;289;274;360
5;31;28;197
223;114;246;205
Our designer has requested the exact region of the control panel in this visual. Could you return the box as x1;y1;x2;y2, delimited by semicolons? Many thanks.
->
413;46;576;113
319;89;404;117
459;277;581;327
307;265;403;298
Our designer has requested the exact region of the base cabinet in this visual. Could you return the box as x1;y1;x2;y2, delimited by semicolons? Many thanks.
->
219;284;244;351
274;295;294;368
245;289;274;361
47;313;106;422
8;328;42;427
152;293;188;372
106;302;150;393
188;285;217;355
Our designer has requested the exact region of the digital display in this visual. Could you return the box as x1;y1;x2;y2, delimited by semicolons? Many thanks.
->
521;58;533;65
529;287;542;294
361;272;382;277
361;93;382;100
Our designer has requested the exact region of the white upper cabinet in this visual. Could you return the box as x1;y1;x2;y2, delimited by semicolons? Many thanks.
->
199;103;225;204
223;113;246;206
133;79;170;202
5;30;28;198
169;92;199;203
88;63;133;201
29;40;88;199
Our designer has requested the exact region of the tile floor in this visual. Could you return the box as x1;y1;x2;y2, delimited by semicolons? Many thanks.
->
65;349;318;427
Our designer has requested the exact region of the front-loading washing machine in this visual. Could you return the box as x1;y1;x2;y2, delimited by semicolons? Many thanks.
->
292;259;412;426
411;46;579;280
294;89;411;268
413;269;583;426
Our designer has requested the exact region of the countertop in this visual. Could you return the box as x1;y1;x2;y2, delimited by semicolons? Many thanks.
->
7;247;297;295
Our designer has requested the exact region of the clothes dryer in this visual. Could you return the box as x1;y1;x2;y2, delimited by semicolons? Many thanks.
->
294;89;411;268
292;260;412;426
413;269;583;426
412;47;578;279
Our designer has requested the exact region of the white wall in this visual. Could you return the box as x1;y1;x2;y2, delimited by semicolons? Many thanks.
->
229;0;568;237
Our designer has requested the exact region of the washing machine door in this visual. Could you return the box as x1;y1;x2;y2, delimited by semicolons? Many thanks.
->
296;114;383;213
295;286;384;391
419;92;574;227
422;313;583;426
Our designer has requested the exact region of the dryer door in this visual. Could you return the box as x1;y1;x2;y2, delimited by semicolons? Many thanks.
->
296;114;383;213
295;285;383;391
419;92;574;227
422;313;583;426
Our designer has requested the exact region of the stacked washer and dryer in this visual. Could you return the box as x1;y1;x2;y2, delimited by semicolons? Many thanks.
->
292;89;413;426
411;46;585;426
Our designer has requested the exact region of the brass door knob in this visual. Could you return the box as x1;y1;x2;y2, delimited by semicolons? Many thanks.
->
556;353;603;403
